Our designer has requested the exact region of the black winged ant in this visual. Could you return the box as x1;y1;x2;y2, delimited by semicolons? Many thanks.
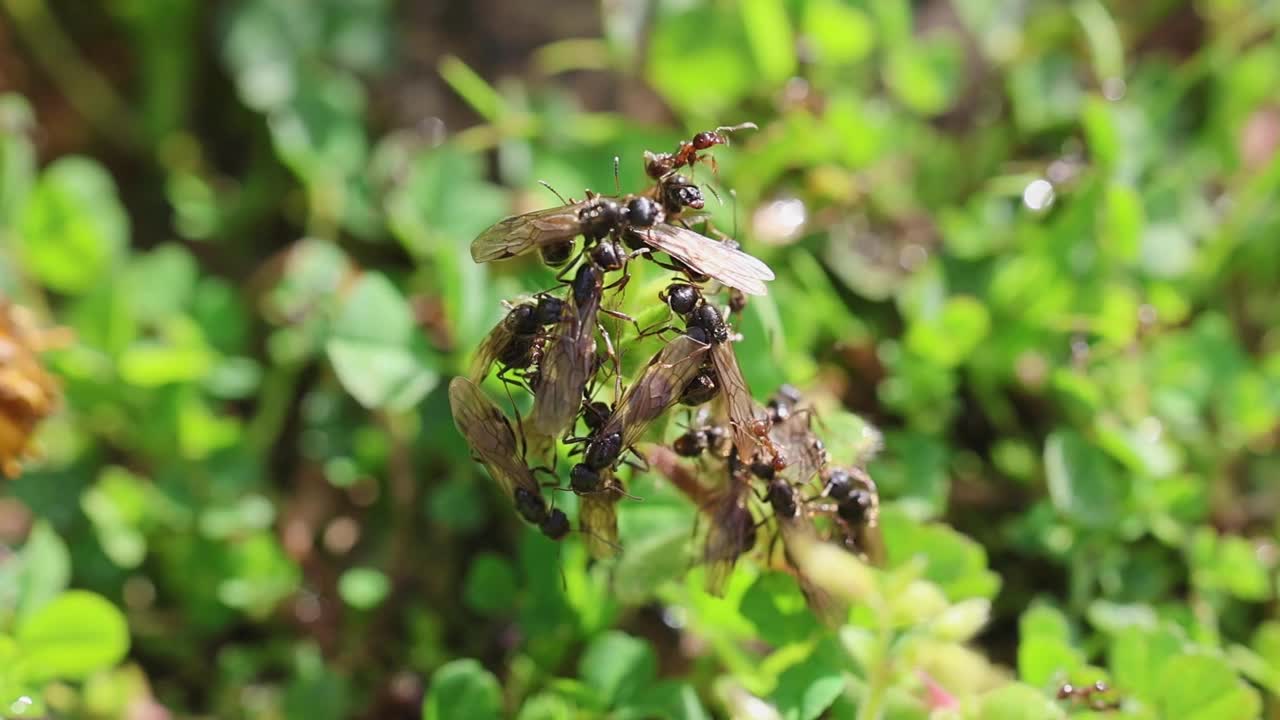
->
448;378;569;540
569;333;711;492
819;466;885;565
473;181;774;296
659;282;782;467
528;240;641;438
468;294;565;389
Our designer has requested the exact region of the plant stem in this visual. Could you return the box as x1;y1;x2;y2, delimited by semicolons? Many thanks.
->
1;0;140;148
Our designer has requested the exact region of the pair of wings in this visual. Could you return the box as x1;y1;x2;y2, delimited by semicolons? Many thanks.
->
528;281;601;437
448;378;542;502
471;203;775;296
599;334;710;450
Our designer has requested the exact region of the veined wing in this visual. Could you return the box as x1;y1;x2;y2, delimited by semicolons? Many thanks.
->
770;411;827;487
608;334;710;449
529;283;601;437
471;204;586;263
630;224;774;296
467;321;516;384
702;476;754;596
775;509;849;626
710;341;765;463
580;473;622;560
448;377;540;499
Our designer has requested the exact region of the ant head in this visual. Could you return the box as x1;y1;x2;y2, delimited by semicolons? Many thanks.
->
506;303;539;334
749;459;776;481
582;400;611;433
691;130;726;150
662;282;701;316
673;430;707;458
823;467;852;500
589;241;626;272
662;174;705;212
540;509;570;540
513;487;549;525
534;294;565;325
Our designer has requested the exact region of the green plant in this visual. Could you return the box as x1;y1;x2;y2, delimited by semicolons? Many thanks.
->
1;0;1278;718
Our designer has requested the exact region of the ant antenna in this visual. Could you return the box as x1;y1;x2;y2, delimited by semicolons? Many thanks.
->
539;180;569;206
702;182;724;207
612;156;621;195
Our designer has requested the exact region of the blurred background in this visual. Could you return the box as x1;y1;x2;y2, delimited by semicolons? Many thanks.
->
2;0;1279;718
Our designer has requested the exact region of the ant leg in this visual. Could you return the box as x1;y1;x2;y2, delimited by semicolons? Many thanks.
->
596;324;624;400
612;156;621;195
622;446;651;473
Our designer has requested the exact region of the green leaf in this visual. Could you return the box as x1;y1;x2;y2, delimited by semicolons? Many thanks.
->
1043;429;1126;529
1155;654;1261;720
1100;183;1144;264
612;523;696;605
883;38;962;116
802;0;874;65
15;521;70;617
648;5;755;116
906;296;991;368
880;509;1001;600
964;683;1065;720
516;692;575;720
17;156;128;294
770;638;846;720
1019;604;1071;644
463;553;519;615
1108;625;1184;701
338;568;390;610
423;659;502;720
16;591;130;682
1017;635;1082;687
325;272;439;411
578;631;656;708
740;572;822;647
740;0;795;86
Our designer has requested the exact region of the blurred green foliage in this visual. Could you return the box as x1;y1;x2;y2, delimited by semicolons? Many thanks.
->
2;0;1280;718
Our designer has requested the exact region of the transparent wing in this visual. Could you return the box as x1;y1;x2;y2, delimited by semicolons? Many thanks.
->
608;334;711;448
470;204;586;263
770;410;827;487
710;342;766;463
630;224;774;296
579;474;622;560
448;377;539;498
467;322;515;384
529;286;601;437
776;511;849;626
702;479;754;596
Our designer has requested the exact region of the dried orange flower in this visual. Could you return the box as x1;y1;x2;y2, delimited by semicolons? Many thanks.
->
0;300;68;478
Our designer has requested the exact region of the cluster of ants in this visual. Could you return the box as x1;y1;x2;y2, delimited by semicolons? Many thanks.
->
449;124;882;614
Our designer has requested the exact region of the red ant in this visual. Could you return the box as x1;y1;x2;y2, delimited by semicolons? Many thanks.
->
644;122;758;181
